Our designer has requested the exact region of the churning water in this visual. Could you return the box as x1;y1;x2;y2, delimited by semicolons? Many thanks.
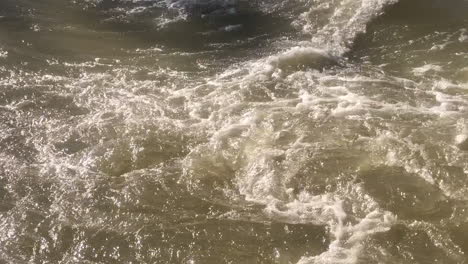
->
0;0;467;263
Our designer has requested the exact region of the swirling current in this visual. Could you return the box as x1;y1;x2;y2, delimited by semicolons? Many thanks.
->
0;0;467;263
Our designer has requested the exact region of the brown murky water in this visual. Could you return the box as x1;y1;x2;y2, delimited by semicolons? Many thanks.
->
0;0;467;263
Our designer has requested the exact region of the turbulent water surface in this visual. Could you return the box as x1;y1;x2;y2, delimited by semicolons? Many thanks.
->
0;0;468;263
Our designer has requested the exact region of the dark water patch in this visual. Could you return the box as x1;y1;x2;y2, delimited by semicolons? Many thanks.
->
0;168;56;262
53;135;89;155
133;219;329;263
145;10;294;52
0;0;297;57
0;178;15;212
0;87;88;117
0;111;38;163
348;0;468;79
378;0;468;24
71;228;135;263
91;129;192;177
367;224;459;264
459;138;468;151
0;0;298;80
289;148;365;196
450;222;468;258
0;131;38;163
0;163;328;263
358;166;453;220
26;219;327;263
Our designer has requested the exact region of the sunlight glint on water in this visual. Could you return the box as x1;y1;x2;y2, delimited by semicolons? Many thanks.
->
0;0;467;263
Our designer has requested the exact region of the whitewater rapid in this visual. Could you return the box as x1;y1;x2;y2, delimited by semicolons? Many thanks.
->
0;0;467;263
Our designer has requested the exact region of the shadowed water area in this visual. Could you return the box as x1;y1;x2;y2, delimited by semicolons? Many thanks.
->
0;0;467;263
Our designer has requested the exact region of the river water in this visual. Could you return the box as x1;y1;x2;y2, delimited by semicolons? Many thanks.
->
0;0;467;263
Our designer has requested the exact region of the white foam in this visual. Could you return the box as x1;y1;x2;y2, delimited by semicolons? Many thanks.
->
181;78;402;261
430;91;467;117
5;0;445;263
166;0;238;16
459;28;468;42
433;79;468;90
298;210;395;264
456;134;467;145
295;0;398;55
0;48;7;58
456;122;468;145
268;47;335;69
412;64;443;75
